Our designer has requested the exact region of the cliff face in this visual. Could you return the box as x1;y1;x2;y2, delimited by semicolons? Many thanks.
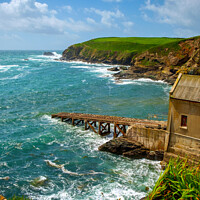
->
62;44;136;65
61;37;200;84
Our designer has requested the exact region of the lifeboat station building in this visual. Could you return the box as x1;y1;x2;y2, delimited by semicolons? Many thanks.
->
164;73;200;163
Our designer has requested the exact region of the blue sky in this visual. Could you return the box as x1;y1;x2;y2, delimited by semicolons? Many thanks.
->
0;0;199;50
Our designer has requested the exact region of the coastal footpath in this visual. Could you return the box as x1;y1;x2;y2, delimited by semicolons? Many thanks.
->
60;36;200;84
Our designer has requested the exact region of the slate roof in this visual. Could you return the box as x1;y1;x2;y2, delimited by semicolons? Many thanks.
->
170;74;200;102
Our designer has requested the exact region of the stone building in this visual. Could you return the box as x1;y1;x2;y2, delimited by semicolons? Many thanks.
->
164;73;200;163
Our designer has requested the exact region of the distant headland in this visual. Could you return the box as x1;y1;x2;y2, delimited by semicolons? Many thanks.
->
60;36;200;84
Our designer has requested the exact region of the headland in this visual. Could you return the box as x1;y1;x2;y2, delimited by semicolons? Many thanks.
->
60;36;200;84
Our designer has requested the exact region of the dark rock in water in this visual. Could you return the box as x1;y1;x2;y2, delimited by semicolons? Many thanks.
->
123;148;149;159
119;66;128;70
98;137;148;158
147;150;164;161
30;176;49;187
107;67;119;71
43;52;54;56
98;136;164;160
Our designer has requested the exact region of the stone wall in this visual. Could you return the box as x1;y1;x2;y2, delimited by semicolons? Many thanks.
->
164;132;200;164
126;125;166;151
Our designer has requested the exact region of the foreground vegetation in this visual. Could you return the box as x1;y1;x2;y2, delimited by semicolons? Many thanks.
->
147;158;200;200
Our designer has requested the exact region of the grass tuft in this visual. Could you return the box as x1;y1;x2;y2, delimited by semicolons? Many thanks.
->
147;158;200;200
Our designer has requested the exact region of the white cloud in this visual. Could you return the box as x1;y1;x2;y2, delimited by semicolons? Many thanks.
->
0;0;91;34
123;21;134;28
86;8;124;27
143;0;200;37
63;5;72;13
122;21;134;34
144;0;200;27
34;2;48;13
86;17;96;24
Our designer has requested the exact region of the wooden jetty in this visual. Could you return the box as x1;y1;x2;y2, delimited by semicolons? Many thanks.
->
52;112;167;138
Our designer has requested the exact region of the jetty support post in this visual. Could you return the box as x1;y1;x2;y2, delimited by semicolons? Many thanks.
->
84;120;97;134
98;122;111;136
114;123;126;138
98;122;102;135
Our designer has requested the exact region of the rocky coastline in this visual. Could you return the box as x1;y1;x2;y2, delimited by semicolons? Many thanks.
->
98;136;164;161
60;36;200;85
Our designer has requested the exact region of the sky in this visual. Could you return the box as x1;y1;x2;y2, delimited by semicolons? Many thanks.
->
0;0;200;50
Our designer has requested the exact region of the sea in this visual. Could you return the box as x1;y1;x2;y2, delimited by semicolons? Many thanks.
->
0;50;171;200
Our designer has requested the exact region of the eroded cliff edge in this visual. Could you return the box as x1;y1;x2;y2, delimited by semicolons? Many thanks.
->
60;36;200;84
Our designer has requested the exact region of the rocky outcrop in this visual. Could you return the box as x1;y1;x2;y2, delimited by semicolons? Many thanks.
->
61;37;200;84
107;67;119;71
43;52;54;56
30;176;49;187
98;136;164;161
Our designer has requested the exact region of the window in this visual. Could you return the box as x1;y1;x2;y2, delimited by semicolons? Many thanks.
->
181;115;187;127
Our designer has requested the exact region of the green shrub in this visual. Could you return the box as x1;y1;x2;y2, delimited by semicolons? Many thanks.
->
147;158;200;200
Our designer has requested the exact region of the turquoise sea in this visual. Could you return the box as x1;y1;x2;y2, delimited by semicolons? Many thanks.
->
0;50;170;200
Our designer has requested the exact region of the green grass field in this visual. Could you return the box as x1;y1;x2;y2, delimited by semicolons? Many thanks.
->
75;37;185;54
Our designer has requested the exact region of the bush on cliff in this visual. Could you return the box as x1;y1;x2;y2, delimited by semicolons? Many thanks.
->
147;158;200;200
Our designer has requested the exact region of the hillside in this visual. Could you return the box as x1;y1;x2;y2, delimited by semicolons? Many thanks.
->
61;36;200;84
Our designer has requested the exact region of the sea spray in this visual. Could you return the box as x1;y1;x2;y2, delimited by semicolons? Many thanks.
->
0;50;168;199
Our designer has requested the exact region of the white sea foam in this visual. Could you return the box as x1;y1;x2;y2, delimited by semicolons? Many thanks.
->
40;114;61;125
0;162;9;168
69;62;169;86
93;66;114;76
52;52;62;58
37;115;161;200
0;64;19;72
95;186;145;200
163;84;172;96
113;78;168;85
0;72;29;81
62;59;121;67
40;114;110;151
70;64;115;79
30;190;73;200
136;78;166;84
70;65;91;69
114;79;142;85
33;52;62;61
45;160;104;176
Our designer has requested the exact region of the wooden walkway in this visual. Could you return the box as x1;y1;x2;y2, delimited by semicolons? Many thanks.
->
52;112;167;138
